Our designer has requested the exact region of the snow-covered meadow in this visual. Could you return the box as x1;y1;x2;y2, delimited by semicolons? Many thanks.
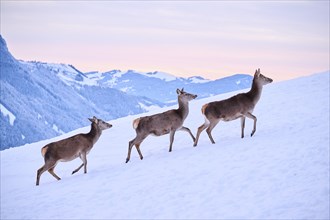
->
1;72;329;219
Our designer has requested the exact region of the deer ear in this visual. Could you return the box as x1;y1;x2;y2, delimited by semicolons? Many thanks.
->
255;69;260;77
181;88;184;92
88;118;93;123
176;88;181;95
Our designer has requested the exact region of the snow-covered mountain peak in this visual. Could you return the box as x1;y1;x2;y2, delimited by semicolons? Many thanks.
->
188;76;210;83
0;35;253;149
22;61;98;87
141;71;178;81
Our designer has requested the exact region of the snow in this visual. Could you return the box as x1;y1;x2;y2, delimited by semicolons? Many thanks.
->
112;70;125;78
54;64;97;87
1;72;329;219
27;62;98;87
52;124;64;135
0;103;16;125
138;102;163;112
189;76;210;83
99;70;126;87
141;71;178;81
120;87;132;93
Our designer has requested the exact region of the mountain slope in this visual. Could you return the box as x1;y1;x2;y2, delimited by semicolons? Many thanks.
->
0;36;164;150
1;71;329;219
0;34;253;149
86;70;252;103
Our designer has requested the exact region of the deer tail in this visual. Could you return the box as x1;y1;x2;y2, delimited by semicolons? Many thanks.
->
201;104;208;115
133;118;141;129
41;146;48;158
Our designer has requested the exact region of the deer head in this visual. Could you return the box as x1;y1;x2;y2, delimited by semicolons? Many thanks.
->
88;116;112;130
176;88;197;103
254;69;273;86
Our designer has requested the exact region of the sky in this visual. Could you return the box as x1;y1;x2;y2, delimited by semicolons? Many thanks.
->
1;1;329;81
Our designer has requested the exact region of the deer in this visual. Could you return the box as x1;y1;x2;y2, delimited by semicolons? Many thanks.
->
126;88;197;163
193;68;273;146
36;116;112;186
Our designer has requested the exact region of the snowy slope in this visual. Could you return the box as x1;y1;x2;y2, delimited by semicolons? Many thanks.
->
1;72;329;219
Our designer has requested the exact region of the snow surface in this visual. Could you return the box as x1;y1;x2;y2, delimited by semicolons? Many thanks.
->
188;76;210;83
52;124;64;135
142;71;178;81
1;72;329;219
0;103;16;126
25;61;98;87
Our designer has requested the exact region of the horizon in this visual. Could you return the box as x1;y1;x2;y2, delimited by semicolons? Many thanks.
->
1;1;329;82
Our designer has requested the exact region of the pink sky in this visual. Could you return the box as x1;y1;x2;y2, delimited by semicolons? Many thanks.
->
1;1;329;81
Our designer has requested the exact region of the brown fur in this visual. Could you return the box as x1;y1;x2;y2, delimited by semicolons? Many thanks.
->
194;69;273;146
126;88;197;163
36;116;112;186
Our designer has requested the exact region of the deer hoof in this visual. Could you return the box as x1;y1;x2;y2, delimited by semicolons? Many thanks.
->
125;159;129;163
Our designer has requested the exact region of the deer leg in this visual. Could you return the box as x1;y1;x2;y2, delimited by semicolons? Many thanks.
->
126;135;146;163
240;116;246;138
180;126;196;142
245;112;257;137
82;153;88;173
126;138;135;163
72;164;84;175
72;153;87;175
135;143;143;160
169;130;176;152
48;167;61;180
36;160;57;186
206;120;219;144
194;122;209;147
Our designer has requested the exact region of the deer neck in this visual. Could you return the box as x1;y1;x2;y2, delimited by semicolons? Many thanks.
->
88;123;102;145
177;98;189;120
247;79;263;104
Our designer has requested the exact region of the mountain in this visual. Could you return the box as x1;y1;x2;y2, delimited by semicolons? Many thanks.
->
86;70;252;103
0;35;252;150
1;71;329;219
0;36;164;150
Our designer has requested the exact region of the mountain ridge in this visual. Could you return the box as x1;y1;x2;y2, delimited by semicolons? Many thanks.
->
1;35;252;149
